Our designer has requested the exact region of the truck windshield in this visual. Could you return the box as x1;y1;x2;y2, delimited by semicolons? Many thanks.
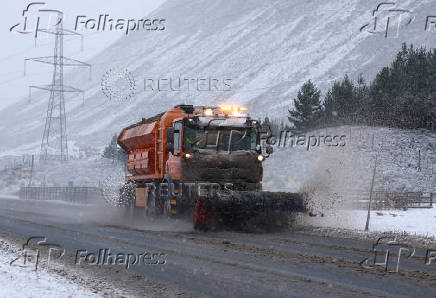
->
183;126;258;152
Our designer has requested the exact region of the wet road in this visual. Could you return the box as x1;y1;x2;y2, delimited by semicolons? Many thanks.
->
0;197;435;297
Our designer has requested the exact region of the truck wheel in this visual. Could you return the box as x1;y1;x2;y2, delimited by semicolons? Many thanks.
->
163;198;173;218
193;198;215;231
146;190;159;217
161;179;176;218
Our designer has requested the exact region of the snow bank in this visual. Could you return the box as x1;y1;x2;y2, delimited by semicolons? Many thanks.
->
298;208;436;237
0;239;98;298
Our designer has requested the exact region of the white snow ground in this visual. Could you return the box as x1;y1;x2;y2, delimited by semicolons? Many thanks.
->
298;208;436;238
0;240;98;298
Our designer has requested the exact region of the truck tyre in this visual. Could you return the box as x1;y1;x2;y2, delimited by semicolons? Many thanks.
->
145;182;160;217
161;178;178;218
163;198;173;218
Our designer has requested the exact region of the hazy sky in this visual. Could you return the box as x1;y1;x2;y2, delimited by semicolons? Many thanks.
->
0;0;165;110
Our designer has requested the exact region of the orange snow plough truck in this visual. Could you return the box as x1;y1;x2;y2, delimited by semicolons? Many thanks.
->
117;105;304;230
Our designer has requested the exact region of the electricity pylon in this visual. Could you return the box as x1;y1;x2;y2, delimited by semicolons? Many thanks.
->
25;12;91;161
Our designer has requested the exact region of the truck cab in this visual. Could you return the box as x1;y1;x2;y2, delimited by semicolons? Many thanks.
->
165;107;266;191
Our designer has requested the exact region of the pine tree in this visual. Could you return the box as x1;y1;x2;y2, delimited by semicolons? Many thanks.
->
288;80;322;132
103;134;125;163
331;75;355;118
322;89;336;124
353;74;370;123
320;74;369;126
287;43;436;130
367;43;436;128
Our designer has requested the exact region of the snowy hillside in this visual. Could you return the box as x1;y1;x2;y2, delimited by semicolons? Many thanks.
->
0;0;435;153
263;126;436;195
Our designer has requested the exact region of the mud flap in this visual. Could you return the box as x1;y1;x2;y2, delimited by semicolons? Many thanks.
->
194;198;216;230
135;187;148;208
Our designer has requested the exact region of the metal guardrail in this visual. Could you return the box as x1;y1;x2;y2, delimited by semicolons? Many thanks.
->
18;187;103;204
17;188;434;210
354;192;434;210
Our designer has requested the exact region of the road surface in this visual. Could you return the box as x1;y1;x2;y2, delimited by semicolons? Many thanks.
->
0;197;435;297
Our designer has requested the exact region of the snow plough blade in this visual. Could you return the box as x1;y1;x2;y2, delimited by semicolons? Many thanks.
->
211;191;305;214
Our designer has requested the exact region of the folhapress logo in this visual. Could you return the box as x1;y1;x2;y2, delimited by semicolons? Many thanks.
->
9;2;63;38
10;2;166;38
10;236;65;271
75;15;166;35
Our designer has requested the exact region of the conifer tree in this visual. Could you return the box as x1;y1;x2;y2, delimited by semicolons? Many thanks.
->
288;80;322;132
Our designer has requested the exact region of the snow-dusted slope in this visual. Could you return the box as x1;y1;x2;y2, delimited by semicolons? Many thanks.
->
263;126;436;195
0;0;435;153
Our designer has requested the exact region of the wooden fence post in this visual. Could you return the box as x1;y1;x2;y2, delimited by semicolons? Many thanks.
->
365;155;378;232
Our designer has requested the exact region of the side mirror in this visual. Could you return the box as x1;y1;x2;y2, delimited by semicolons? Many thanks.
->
266;136;276;145
166;127;175;154
266;145;273;155
165;143;174;153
